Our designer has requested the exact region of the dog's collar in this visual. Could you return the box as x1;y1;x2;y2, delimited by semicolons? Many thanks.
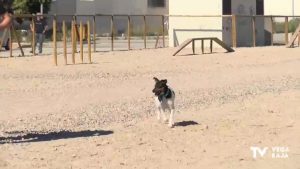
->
158;88;172;102
164;88;172;99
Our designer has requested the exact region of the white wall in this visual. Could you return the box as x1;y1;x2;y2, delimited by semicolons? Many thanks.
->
169;0;222;47
265;0;300;16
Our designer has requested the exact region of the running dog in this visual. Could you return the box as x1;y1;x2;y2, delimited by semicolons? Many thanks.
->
152;77;176;127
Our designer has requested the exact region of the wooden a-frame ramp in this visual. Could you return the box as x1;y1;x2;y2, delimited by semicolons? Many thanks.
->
173;37;234;56
286;24;300;48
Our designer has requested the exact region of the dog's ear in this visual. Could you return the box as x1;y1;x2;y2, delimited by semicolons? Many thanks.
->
161;79;167;84
153;77;159;82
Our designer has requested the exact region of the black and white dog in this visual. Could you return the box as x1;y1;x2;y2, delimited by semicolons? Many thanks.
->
152;77;176;127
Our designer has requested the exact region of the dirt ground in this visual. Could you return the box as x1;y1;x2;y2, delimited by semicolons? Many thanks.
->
0;46;299;169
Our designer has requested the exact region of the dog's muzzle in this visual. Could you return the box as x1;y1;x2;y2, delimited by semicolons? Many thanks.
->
152;88;164;96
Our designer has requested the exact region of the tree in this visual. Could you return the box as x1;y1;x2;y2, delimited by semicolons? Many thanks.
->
13;0;52;14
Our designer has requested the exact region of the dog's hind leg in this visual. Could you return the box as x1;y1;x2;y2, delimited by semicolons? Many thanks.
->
168;101;175;127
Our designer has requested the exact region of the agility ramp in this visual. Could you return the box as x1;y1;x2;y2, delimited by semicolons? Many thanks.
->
286;24;300;48
173;37;234;56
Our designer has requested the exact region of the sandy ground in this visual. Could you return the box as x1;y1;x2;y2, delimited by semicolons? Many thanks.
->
0;46;299;169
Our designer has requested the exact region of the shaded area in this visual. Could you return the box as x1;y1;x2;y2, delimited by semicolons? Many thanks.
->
174;121;199;127
0;130;113;144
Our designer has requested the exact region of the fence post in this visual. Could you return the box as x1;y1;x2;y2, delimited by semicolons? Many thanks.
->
252;16;256;47
53;16;57;66
285;16;289;45
63;20;67;65
9;28;12;57
231;15;237;48
143;15;147;49
93;15;96;52
271;16;274;46
127;15;131;50
162;15;165;48
201;39;204;54
32;17;36;56
71;20;76;64
87;20;92;63
298;31;300;46
210;39;213;53
80;21;83;63
73;16;78;52
111;15;114;51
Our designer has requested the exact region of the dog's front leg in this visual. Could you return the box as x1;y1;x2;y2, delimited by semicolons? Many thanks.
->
168;108;175;127
161;108;168;123
156;107;162;121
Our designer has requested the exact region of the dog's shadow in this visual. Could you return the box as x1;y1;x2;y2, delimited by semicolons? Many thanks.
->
174;121;199;127
0;130;113;144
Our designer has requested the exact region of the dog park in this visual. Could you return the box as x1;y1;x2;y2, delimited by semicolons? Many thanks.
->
1;0;300;168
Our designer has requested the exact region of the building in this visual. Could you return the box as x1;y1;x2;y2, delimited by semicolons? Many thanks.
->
169;0;300;47
49;0;169;36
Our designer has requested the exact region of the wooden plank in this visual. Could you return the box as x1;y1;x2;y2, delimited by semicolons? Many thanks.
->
173;37;234;56
71;20;76;64
128;15;131;50
87;20;92;63
32;18;36;56
93;16;96;52
62;20;67;65
80;21;83;63
162;15;165;47
53;18;57;66
298;31;300;46
286;24;300;47
213;38;235;52
143;15;147;49
201;39;204;53
192;40;195;54
210;39;213;53
172;38;194;56
252;16;256;47
285;16;289;45
11;24;24;56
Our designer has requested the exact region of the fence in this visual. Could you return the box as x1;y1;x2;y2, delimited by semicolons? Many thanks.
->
1;14;300;65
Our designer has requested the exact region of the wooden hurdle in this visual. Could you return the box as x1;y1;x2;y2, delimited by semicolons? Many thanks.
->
127;15;131;50
51;18;92;66
71;20;75;64
87;20;92;64
80;21;83;63
62;20;67;65
32;17;36;56
53;17;57;66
